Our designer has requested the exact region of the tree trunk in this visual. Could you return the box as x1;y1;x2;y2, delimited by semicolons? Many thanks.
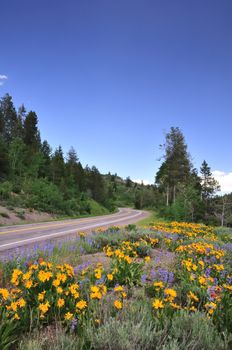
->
166;185;169;206
221;200;225;227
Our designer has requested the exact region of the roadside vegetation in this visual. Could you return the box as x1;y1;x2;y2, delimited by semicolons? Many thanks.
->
0;221;231;349
1;93;232;226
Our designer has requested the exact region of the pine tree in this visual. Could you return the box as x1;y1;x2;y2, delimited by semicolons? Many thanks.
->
17;104;26;138
126;176;132;187
66;147;80;195
66;147;79;176
39;140;52;178
0;93;19;142
51;146;65;186
200;160;220;200
86;166;106;204
156;127;192;205
0;136;9;179
23;111;41;150
8;137;26;178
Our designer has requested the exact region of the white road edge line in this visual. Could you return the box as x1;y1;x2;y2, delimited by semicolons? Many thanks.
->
0;208;126;231
0;211;143;249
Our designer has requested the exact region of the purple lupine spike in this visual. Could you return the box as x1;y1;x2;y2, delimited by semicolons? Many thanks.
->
141;274;147;284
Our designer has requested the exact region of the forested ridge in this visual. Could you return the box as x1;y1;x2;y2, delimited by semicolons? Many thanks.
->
0;93;231;225
0;93;157;217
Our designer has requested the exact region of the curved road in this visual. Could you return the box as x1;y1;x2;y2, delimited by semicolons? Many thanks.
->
0;208;148;252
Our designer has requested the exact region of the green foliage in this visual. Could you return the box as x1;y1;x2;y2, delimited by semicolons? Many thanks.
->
134;242;151;257
15;209;26;220
8;137;27;178
19;331;80;350
155;127;223;224
167;310;226;350
213;290;232;334
167;184;204;222
200;160;220;200
0;181;13;200
0;136;9;180
125;223;137;231
86;301;162;350
0;317;20;350
156;127;192;205
93;229;149;250
0;92;159;217
87;199;109;216
214;227;232;243
0;93;227;224
22;178;65;213
111;256;144;288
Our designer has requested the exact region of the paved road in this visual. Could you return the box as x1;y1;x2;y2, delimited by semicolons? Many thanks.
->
0;208;148;252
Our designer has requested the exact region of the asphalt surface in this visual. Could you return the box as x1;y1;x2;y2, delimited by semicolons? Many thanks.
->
0;208;149;252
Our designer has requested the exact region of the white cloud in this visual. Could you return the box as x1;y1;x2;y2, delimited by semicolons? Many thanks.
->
212;170;232;194
132;179;151;186
0;75;8;86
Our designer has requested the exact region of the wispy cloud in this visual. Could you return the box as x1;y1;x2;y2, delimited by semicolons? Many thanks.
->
212;170;232;194
132;179;151;186
0;75;8;86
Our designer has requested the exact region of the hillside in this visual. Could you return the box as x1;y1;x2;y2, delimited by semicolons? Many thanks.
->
0;94;158;219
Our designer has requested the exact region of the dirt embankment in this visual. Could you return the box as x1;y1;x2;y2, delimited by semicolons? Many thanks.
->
0;205;56;226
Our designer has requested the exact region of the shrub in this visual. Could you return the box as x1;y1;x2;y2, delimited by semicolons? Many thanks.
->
167;310;226;350
0;181;13;200
125;224;137;231
0;212;10;218
86;300;167;350
22;179;64;213
16;210;26;220
19;328;81;350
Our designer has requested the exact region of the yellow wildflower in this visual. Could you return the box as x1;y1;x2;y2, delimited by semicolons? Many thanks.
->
153;281;164;289
164;289;177;301
56;273;67;283
10;301;18;312
25;280;33;289
144;256;151;263
114;285;124;292
57;298;65;308
38;292;45;301
95;269;102;279
39;301;50;314
114;300;122;309
38;271;52;283
64;312;73;320
152;299;164;309
0;288;9;300
18;298;26;308
107;274;113;281
57;287;63;294
11;269;22;285
187;291;199;302
76;300;87;310
53;279;60;287
198;276;206;285
124;255;132;264
13;313;20;320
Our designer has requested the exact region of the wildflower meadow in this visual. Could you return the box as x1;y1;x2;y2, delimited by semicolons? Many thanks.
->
0;221;231;349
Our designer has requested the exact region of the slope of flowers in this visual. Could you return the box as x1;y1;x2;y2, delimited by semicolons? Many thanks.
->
150;222;232;331
0;222;231;348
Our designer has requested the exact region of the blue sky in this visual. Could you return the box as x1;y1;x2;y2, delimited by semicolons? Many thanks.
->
1;1;232;191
